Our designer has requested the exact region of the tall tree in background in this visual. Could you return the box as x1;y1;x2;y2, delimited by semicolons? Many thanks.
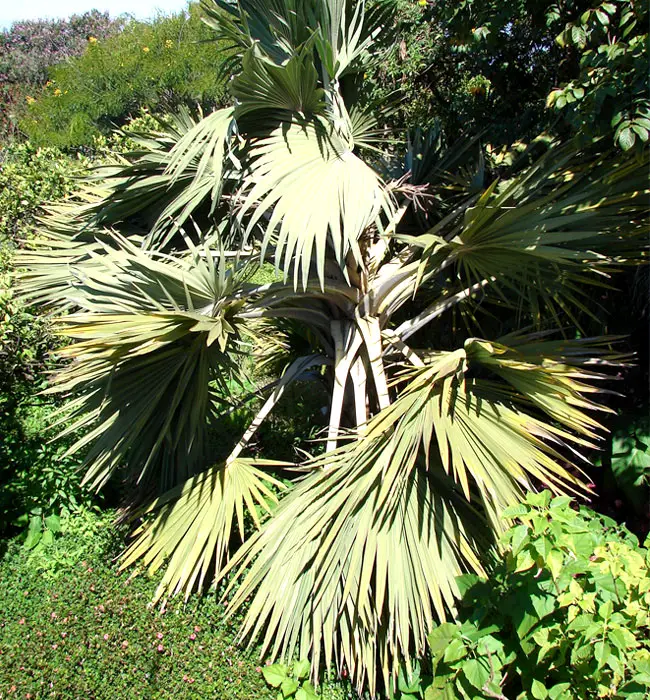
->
364;0;648;150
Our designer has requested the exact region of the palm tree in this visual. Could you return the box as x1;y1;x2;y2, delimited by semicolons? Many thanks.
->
19;0;649;693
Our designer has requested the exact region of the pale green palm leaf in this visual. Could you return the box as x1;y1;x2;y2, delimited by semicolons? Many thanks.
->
120;458;287;603
46;241;249;492
238;116;395;288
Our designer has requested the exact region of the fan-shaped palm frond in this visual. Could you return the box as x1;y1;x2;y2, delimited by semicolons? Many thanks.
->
238;116;395;287
87;108;235;249
120;458;287;603
221;336;624;694
225;455;486;693
232;48;326;118
46;239;250;492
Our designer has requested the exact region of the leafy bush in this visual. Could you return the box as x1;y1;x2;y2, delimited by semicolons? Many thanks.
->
0;142;91;534
0;139;82;424
0;11;124;140
0;401;97;538
20;4;229;148
546;0;649;151
424;492;650;700
433;0;649;150
363;0;565;143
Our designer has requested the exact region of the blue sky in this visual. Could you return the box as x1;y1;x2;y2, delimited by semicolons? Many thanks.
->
1;0;189;29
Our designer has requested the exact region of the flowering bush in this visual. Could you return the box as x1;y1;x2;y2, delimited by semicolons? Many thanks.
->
19;4;229;148
0;11;124;139
0;10;123;86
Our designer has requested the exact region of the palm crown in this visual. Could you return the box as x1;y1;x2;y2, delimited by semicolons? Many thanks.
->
19;0;649;693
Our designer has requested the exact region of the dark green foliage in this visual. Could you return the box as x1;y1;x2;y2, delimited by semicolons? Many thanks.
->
0;142;91;535
423;493;650;700
0;401;95;538
432;0;649;149
19;4;230;148
545;1;648;151
363;0;566;144
600;412;650;519
365;0;648;149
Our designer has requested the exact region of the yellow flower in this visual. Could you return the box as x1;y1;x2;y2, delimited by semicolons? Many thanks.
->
418;0;427;6
25;96;35;104
88;36;98;44
142;46;150;53
54;88;62;96
165;39;173;49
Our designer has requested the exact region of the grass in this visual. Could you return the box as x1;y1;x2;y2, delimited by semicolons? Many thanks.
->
0;509;356;699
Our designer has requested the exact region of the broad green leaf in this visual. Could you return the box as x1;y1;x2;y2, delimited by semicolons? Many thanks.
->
295;682;319;700
462;658;490;690
281;678;299;697
429;624;461;656
263;664;289;688
443;638;468;664
502;504;530;518
549;683;571;700
547;549;564;580
531;679;548;699
44;514;61;533
292;660;310;680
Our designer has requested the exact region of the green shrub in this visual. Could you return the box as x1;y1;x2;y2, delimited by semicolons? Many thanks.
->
423;492;650;700
0;11;124;141
0;141;84;242
0;140;82;413
20;4;229;148
362;0;562;144
0;400;98;538
0;141;91;534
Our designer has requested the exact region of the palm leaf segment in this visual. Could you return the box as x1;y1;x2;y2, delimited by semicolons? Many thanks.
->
17;0;649;694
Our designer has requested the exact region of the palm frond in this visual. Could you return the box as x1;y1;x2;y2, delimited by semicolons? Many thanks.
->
89;108;235;249
46;241;249;492
120;458;287;603
232;48;325;118
238;116;395;288
225;452;486;695
414;143;649;326
221;334;623;692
